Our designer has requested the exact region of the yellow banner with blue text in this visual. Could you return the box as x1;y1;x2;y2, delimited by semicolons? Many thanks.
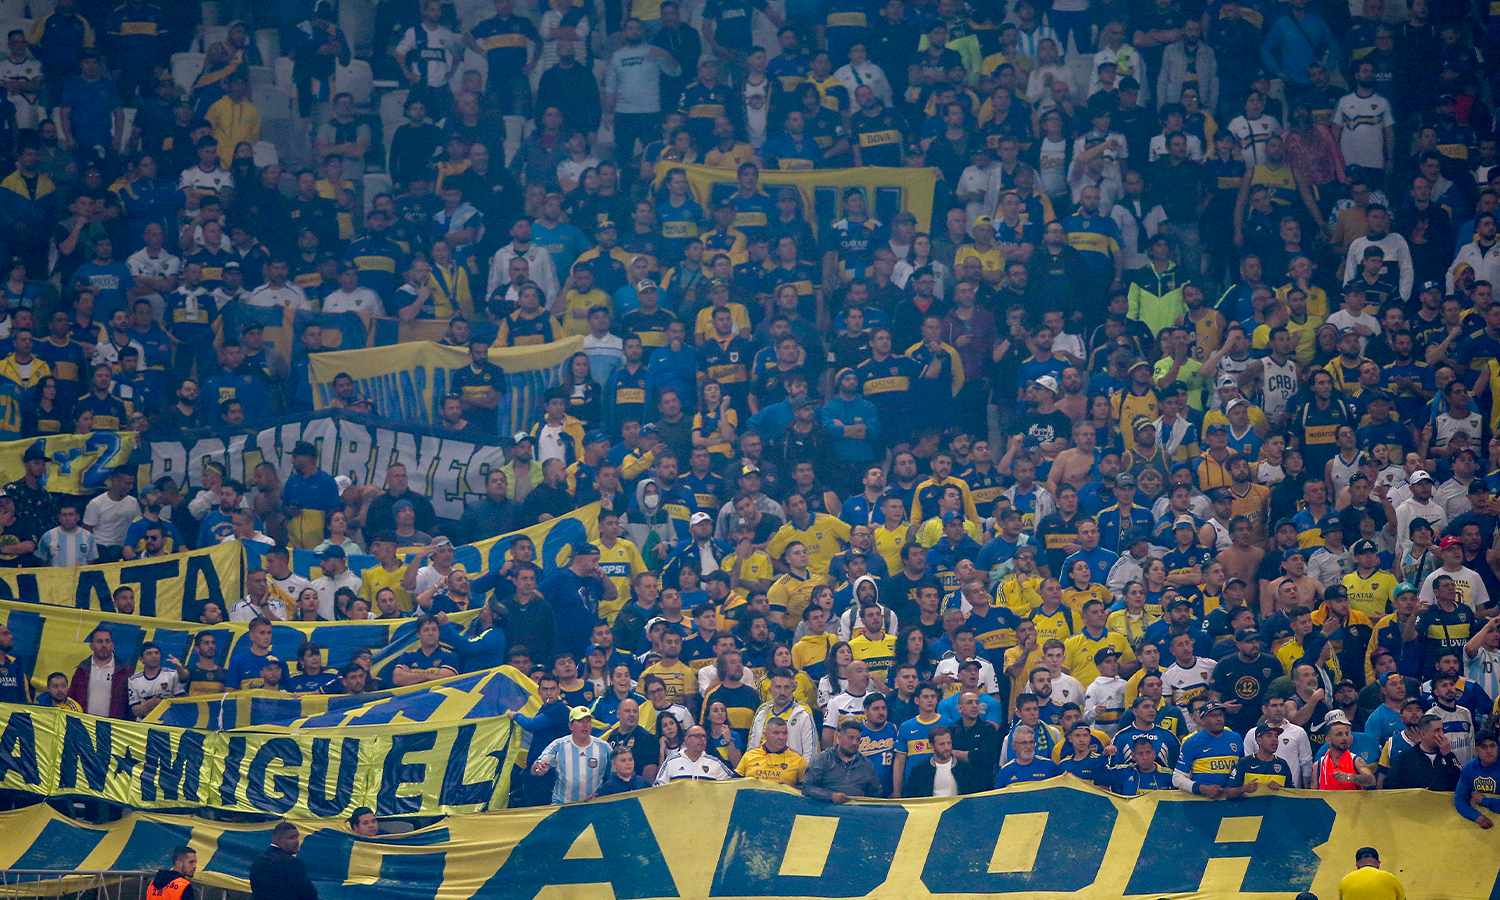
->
0;777;1497;899
0;702;523;819
0;431;140;494
0;541;241;621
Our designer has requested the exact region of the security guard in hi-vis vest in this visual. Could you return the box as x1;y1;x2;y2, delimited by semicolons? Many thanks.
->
147;846;197;900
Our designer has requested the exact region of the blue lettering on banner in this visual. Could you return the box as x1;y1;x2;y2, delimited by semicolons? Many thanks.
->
307;736;360;817
923;787;1117;894
484;798;680;900
246;736;303;815
141;728;204;802
59;717;112;790
0;710;39;783
377;730;435;816
711;789;906;897
1126;796;1336;894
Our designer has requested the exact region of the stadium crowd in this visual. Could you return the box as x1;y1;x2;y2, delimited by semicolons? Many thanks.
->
0;0;1497;829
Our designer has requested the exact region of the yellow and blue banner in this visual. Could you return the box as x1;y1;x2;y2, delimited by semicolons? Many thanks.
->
1;776;1497;899
7;431;139;495
147;665;538;730
656;163;938;237
0;597;478;698
306;337;582;430
0;541;241;620
0;702;523;818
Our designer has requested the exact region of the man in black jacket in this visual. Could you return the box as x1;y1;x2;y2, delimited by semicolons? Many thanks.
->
1385;714;1463;791
249;822;317;900
902;725;987;797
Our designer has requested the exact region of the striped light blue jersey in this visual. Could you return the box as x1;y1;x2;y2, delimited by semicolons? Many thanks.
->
538;735;613;804
37;526;97;567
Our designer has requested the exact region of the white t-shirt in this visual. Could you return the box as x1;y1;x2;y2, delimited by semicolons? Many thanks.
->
247;283;312;311
322;287;384;314
127;669;183;708
87;657;115;717
178;165;234;194
931;758;959;795
1324;309;1381;353
1334;91;1394;169
1228;114;1281;168
83;493;142;547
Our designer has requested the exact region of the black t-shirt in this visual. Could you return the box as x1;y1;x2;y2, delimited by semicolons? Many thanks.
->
1017;410;1074;447
1209;652;1284;734
607;724;660;776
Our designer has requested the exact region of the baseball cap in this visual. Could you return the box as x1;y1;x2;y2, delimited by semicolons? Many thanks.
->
1034;375;1060;394
568;706;593;722
1439;535;1462;549
1408;470;1433;485
689;512;712;526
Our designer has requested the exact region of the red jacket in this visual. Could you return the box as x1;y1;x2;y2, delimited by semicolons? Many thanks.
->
68;657;134;719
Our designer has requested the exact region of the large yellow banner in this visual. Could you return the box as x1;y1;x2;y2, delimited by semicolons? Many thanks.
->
0;541;241;620
657;162;939;236
0;702;523;819
306;337;583;431
1;777;1496;899
0;431;139;495
0;597;478;697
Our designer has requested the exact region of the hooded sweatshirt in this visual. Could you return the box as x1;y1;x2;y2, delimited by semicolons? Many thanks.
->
623;478;677;564
836;574;899;641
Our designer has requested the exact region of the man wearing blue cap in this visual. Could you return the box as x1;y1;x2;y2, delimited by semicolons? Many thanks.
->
822;367;880;493
282;440;342;550
541;542;617;658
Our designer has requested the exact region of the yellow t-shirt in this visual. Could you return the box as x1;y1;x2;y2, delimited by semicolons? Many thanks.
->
642;660;698;702
1063;629;1135;686
767;514;853;575
736;747;807;784
767;571;830;622
361;564;413;612
562;288;611;336
595;538;646;622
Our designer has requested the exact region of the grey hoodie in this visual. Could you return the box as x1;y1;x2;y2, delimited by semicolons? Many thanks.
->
623;477;676;567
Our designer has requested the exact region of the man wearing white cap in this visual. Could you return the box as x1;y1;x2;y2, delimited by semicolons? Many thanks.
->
1204;372;1269;430
1393;471;1447;562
